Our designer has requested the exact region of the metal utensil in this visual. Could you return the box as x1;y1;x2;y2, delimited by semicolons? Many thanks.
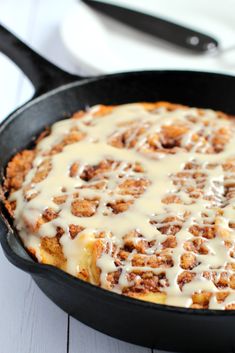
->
82;0;219;53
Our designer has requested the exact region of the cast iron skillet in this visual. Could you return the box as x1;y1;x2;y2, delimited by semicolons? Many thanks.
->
1;24;235;353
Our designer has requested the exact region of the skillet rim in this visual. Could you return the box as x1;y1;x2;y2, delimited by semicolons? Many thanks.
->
1;68;235;317
1;68;235;133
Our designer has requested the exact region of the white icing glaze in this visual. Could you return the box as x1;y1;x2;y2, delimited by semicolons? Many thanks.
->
9;103;235;309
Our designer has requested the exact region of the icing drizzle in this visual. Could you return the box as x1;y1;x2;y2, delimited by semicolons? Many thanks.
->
9;102;235;309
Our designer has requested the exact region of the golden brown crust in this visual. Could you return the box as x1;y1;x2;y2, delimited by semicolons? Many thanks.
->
40;235;66;268
4;101;235;310
71;199;99;217
44;127;86;156
91;105;114;117
4;150;35;194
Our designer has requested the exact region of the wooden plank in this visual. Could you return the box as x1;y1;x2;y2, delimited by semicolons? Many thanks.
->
0;249;67;353
69;317;151;353
15;280;68;353
0;3;34;351
0;1;68;353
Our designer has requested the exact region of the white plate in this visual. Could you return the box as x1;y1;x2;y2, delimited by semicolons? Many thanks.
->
60;0;235;75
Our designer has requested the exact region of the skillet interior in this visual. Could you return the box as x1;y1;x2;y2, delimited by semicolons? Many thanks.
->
1;70;235;352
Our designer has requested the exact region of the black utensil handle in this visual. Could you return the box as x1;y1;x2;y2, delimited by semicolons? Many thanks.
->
0;24;81;96
83;0;218;53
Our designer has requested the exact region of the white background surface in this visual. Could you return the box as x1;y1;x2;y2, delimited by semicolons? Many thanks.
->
0;1;234;352
61;0;235;74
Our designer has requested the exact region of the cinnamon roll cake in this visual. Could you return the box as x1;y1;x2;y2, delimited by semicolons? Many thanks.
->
3;101;235;310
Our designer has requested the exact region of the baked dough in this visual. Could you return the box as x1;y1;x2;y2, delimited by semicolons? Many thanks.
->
4;101;235;309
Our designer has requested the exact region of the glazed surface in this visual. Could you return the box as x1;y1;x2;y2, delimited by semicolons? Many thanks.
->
4;101;235;309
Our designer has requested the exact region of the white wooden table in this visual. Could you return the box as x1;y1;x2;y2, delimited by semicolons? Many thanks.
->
1;1;234;352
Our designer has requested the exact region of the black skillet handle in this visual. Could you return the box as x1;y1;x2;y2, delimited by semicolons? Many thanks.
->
0;24;81;96
0;25;82;274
